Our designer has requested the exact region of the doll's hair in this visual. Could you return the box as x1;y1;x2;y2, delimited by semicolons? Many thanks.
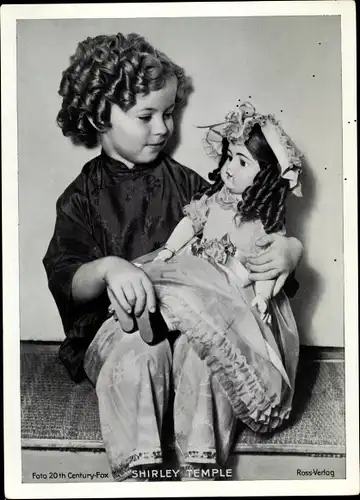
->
194;137;230;199
197;124;290;233
57;33;192;148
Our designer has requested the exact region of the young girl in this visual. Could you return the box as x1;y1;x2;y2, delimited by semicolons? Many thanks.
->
43;33;303;481
134;102;302;438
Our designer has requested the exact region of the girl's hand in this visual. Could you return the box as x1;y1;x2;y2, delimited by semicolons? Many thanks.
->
102;257;156;329
246;235;303;296
153;248;174;262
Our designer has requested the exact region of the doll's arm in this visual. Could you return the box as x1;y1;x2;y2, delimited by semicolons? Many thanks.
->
153;194;211;263
154;217;196;262
254;279;276;301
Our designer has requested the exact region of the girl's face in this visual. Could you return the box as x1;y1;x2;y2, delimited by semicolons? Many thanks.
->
221;144;261;194
100;75;177;167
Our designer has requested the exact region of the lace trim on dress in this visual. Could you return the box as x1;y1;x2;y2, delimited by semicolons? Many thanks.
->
162;300;292;433
214;186;242;211
183;187;242;236
183;194;210;234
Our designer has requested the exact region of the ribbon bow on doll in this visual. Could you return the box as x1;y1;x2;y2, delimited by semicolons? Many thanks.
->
197;101;304;197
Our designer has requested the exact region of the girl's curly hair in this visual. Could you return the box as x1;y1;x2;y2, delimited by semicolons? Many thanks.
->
57;33;192;148
197;124;290;234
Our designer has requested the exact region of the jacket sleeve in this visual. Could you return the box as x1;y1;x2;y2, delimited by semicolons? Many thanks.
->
283;271;300;298
43;190;110;381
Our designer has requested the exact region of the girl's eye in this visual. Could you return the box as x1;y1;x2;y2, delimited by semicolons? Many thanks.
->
138;116;152;122
164;112;173;120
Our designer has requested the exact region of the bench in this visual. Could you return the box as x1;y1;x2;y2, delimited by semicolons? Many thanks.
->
21;342;346;482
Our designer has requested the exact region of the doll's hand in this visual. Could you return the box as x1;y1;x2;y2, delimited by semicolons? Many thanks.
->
251;295;272;325
102;257;156;331
153;248;175;262
251;295;268;314
246;234;303;296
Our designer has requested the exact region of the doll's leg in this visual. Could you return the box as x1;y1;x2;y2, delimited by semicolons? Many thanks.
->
172;335;237;481
84;316;172;481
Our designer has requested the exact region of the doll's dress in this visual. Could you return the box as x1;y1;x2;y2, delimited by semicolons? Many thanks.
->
142;187;299;433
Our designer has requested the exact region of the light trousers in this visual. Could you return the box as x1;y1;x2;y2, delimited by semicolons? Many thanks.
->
84;316;236;481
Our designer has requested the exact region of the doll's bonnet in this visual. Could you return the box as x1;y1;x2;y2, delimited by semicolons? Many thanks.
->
199;102;303;196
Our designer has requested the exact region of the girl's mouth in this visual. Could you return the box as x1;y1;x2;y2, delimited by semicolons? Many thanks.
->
147;140;166;148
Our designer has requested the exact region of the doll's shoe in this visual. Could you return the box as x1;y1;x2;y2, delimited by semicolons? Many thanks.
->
136;307;169;345
107;287;136;333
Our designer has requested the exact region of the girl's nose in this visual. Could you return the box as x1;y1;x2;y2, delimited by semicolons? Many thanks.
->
153;117;168;136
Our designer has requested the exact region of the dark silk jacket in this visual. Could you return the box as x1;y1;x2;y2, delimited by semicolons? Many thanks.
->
43;150;208;382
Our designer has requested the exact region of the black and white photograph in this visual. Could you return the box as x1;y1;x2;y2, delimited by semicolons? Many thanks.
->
2;2;358;497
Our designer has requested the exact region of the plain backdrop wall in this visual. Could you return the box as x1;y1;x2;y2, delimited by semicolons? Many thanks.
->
17;16;343;345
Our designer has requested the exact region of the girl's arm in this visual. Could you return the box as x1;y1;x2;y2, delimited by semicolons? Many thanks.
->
72;256;157;331
71;257;110;302
249;227;293;323
246;234;303;296
154;217;196;261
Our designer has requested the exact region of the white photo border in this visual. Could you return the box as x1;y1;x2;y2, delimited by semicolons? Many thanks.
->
2;1;358;498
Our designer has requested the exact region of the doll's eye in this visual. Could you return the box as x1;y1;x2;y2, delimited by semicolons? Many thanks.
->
239;158;247;167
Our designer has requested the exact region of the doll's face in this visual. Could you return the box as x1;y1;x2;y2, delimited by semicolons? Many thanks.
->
221;144;261;194
100;75;177;167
